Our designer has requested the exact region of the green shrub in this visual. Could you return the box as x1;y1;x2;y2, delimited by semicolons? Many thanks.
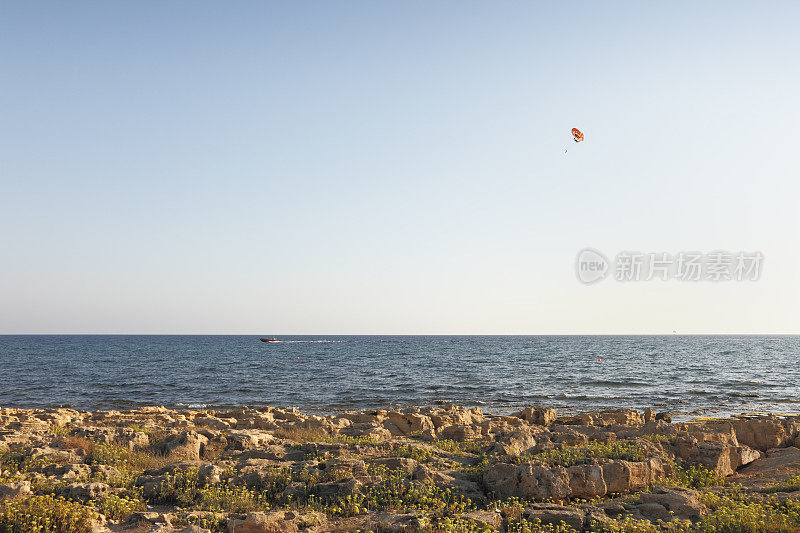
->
94;493;145;521
324;465;470;518
702;494;800;532
0;494;98;533
762;473;800;494
0;445;64;474
389;444;435;463
87;442;168;474
174;509;226;531
669;463;725;489
520;440;649;467
429;514;496;532
149;467;202;506
198;482;270;514
457;453;492;482
638;434;674;445
50;425;71;438
429;439;488;455
506;516;580;532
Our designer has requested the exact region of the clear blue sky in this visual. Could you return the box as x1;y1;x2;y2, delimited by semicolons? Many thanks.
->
2;2;799;334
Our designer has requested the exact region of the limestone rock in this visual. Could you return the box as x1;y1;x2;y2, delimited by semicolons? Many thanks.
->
566;464;606;498
384;411;434;436
198;463;224;484
315;477;362;500
148;526;209;533
514;406;557;426
484;462;570;500
602;459;668;493
637;486;706;521
522;504;591;530
42;462;92;479
225;429;274;450
732;417;792;451
65;482;111;501
602;460;644;494
194;416;232;431
734;446;800;489
490;426;538;456
127;511;174;525
366;511;425;532
340;424;392;441
687;441;761;476
138;473;170;498
226;510;323;532
369;457;418;474
461;510;502;529
160;431;209;460
0;480;31;500
438;424;481;442
635;502;672;522
575;409;644;427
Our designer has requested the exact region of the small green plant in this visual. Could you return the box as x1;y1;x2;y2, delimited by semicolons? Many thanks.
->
429;514;496;532
198;482;271;514
149;467;202;506
639;434;674;445
590;515;664;532
457;453;493;482
698;491;800;532
429;439;488;455
762;473;800;494
93;493;145;521
0;444;65;474
50;425;71;438
323;465;471;518
519;440;649;467
173;509;226;531
505;516;580;532
389;443;435;463
127;423;154;435
87;441;169;474
0;494;99;532
669;463;726;489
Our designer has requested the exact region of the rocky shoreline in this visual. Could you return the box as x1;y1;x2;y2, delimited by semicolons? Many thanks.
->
2;404;800;532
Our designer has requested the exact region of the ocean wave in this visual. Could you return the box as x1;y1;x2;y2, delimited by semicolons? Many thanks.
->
584;380;651;387
3;335;800;415
280;340;344;343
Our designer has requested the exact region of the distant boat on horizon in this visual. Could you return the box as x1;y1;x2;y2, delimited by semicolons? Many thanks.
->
259;337;279;343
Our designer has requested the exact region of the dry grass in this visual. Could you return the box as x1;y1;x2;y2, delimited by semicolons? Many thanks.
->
57;435;171;472
57;435;95;455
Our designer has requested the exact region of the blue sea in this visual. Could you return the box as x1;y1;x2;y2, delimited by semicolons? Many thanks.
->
1;335;798;419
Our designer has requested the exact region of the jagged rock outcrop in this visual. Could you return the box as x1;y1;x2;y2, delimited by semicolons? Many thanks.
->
636;486;706;521
484;457;673;500
2;405;800;532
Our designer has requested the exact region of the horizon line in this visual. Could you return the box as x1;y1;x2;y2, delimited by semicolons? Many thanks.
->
2;333;799;337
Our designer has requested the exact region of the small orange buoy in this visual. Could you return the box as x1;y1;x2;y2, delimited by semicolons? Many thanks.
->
296;356;300;360
597;358;601;363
